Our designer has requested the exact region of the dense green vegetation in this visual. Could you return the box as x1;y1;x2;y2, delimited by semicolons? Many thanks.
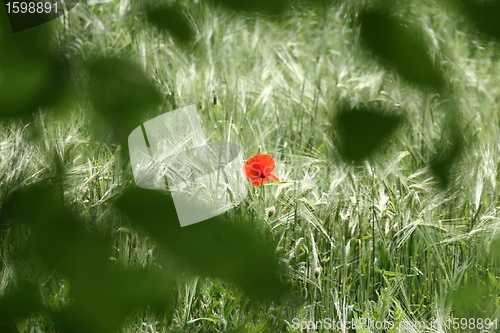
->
1;0;500;332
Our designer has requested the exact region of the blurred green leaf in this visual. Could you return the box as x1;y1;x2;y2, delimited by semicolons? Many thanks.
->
145;4;195;45
1;183;175;333
334;103;402;163
0;25;69;118
452;277;491;317
208;0;289;15
358;9;445;90
114;187;292;301
0;318;19;333
53;270;174;333
462;0;500;40
0;283;42;333
489;236;500;266
88;57;162;144
429;125;462;188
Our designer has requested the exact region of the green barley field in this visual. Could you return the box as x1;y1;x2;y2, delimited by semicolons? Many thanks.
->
1;0;500;332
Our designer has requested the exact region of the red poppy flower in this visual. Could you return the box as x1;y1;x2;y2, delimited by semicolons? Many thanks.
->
243;154;280;186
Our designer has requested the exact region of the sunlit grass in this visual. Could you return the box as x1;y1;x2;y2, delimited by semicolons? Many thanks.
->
1;0;500;332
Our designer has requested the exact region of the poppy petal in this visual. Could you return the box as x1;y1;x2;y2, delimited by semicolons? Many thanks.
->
251;177;267;186
269;173;280;182
244;162;262;179
244;154;278;186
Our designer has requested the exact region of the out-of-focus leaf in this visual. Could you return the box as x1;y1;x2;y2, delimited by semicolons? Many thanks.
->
0;283;42;333
0;23;69;118
451;276;492;318
114;187;292;301
429;126;463;188
489;236;500;266
0;318;19;333
88;57;162;144
1;183;175;333
4;0;79;33
462;0;500;40
334;103;402;164
145;5;195;45
52;271;174;333
358;9;445;90
208;0;289;15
